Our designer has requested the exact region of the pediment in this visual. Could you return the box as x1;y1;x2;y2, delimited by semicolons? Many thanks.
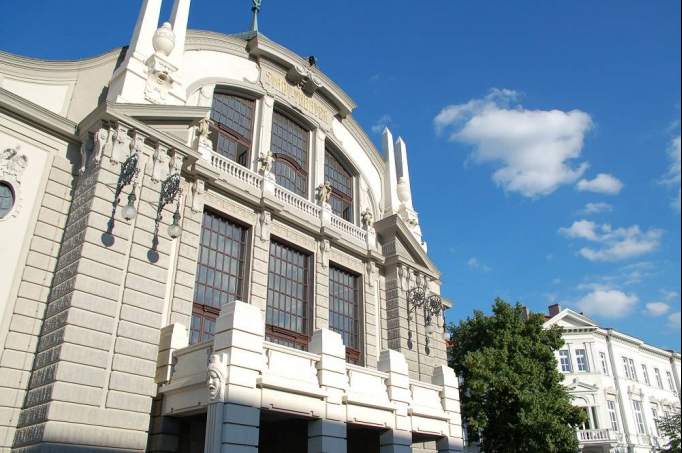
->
544;309;598;330
375;214;439;276
566;379;599;393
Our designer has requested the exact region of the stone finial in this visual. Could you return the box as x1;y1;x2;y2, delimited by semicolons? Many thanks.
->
152;22;176;57
382;128;400;215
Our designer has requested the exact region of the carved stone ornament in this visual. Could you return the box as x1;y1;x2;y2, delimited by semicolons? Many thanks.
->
190;179;206;214
207;353;226;402
360;208;374;229
110;123;131;164
259;210;272;242
366;261;378;288
0;147;28;221
92;126;112;164
152;22;176;57
258;150;274;176
316;181;333;206
150;144;171;183
145;24;178;105
169;150;184;176
319;239;331;269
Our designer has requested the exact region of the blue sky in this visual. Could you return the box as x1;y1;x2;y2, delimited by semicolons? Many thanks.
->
2;1;680;349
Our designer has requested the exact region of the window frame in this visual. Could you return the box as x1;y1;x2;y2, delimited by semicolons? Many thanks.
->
632;400;647;434
324;144;355;223
559;349;572;373
270;109;311;198
607;400;619;431
264;238;313;350
628;358;638;382
600;352;609;375
622;356;632;379
328;263;363;364
575;348;589;372
209;92;257;167
642;364;651;386
190;209;250;344
654;368;664;389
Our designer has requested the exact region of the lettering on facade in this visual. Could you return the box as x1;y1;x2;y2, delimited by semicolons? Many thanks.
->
262;70;333;128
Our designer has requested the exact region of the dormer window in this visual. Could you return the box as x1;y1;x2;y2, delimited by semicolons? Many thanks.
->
324;146;353;222
271;111;309;197
210;93;255;166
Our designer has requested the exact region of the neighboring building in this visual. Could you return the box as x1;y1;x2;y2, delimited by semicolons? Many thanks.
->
545;305;681;453
0;1;463;452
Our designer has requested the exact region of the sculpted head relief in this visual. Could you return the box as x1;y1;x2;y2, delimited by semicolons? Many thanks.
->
207;354;225;401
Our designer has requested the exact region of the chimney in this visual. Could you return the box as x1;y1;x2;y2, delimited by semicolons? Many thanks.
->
548;304;562;317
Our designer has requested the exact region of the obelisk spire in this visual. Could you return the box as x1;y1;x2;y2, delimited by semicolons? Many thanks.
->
250;0;262;33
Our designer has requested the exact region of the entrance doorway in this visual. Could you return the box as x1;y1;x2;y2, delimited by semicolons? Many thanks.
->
259;412;308;453
347;425;381;453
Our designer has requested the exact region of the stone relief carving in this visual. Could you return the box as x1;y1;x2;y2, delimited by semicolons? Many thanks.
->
0;147;28;220
259;210;272;242
319;239;331;268
366;261;379;288
360;208;374;229
169;150;184;176
257;150;274;176
92;126;111;164
190;179;206;213
145;23;179;104
110;124;131;164
207;353;226;402
316;181;332;206
150;144;171;183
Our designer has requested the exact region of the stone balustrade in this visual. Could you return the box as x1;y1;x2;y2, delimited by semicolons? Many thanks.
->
577;428;619;445
156;300;463;453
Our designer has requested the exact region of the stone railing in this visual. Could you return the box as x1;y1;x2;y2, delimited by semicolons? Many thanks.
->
329;213;368;243
210;151;264;190
157;301;464;452
273;184;322;219
577;429;618;444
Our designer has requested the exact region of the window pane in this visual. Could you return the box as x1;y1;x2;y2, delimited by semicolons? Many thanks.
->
190;211;248;344
325;149;354;222
328;266;360;356
271;111;308;197
265;241;310;349
210;94;254;165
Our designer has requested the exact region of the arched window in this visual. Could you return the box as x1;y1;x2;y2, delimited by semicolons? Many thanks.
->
271;111;309;197
324;147;354;222
0;182;14;219
209;93;255;166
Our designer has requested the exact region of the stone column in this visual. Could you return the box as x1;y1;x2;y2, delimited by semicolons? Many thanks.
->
432;365;464;453
312;129;327;191
308;329;348;453
378;350;412;453
253;96;275;172
206;300;265;453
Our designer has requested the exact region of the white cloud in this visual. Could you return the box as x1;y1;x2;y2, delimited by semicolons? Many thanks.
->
435;89;592;197
644;302;671;317
668;312;681;329
580;202;613;215
467;257;492;272
371;114;392;134
577;173;624;195
560;220;663;262
559;220;600;241
662;135;681;213
660;290;679;301
576;289;638;319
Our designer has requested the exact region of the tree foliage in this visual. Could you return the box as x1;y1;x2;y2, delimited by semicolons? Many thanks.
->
448;299;586;453
657;412;681;453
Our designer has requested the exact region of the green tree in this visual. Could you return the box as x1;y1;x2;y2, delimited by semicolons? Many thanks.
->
448;298;586;453
656;412;681;453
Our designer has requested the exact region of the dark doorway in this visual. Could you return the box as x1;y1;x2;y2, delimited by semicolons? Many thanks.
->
176;413;206;453
347;425;381;453
259;412;308;453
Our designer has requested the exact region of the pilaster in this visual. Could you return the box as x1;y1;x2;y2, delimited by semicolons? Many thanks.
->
378;350;412;452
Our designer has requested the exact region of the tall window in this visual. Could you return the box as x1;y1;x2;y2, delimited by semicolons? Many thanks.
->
600;352;609;375
651;405;659;437
271;111;309;197
632;400;646;434
191;211;248;344
576;349;589;372
666;371;676;393
329;266;361;364
654;368;664;389
628;358;638;382
559;350;572;373
642;364;651;386
265;240;311;350
607;400;619;431
324;148;354;222
210;93;255;166
623;356;632;379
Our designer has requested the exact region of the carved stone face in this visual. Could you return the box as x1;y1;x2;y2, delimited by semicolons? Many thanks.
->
207;369;222;400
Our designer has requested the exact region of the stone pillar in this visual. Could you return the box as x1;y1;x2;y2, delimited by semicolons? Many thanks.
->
205;300;265;453
432;365;464;453
168;0;191;68
308;329;348;452
254;96;275;171
382;128;399;215
312;129;327;191
378;350;412;453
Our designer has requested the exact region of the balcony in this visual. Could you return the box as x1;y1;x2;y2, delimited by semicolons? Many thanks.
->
208;152;372;250
155;301;463;446
577;429;620;446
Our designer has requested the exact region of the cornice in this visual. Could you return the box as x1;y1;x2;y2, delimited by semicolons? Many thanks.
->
375;213;440;278
0;87;78;141
0;48;124;74
112;103;210;122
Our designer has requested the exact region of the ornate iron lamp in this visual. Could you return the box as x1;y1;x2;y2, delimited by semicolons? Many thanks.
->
407;285;445;355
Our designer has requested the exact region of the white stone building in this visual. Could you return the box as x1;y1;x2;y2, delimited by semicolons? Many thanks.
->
0;1;464;452
545;305;681;453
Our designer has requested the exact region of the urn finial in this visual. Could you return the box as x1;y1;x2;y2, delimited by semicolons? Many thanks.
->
152;22;176;57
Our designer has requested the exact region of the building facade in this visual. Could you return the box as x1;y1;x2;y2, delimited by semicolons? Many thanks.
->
0;1;463;452
545;305;681;453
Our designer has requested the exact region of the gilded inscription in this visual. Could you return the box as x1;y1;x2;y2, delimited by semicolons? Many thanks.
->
262;70;333;127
